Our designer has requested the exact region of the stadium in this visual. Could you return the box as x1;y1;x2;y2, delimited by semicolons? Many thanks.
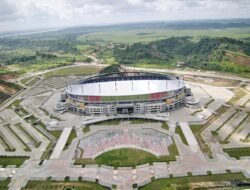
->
63;72;189;115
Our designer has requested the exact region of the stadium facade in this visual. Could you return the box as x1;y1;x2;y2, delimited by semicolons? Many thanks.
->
63;72;190;115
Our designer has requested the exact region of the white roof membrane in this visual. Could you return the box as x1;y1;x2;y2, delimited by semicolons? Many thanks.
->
66;79;185;96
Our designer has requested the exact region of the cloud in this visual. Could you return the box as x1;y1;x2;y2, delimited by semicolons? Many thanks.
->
0;0;17;22
0;0;249;32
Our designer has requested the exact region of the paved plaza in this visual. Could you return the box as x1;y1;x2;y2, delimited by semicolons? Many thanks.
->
79;124;173;158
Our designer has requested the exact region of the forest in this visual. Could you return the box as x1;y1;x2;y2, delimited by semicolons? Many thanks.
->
112;37;250;73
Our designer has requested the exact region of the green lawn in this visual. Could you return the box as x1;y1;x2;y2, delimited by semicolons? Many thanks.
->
49;130;62;139
77;28;250;44
130;118;158;124
139;172;249;190
161;122;169;130
76;142;179;167
175;126;188;145
223;147;250;159
22;180;109;190
0;178;11;190
93;119;121;125
11;99;23;107
189;125;204;134
44;65;102;78
0;156;29;167
83;125;90;133
95;148;158;167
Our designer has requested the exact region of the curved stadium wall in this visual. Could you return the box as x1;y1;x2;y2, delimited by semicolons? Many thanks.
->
65;72;187;115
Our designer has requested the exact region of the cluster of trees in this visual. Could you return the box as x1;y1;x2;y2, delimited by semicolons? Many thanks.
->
99;64;123;74
0;37;81;68
0;51;58;65
0;38;78;53
113;37;250;73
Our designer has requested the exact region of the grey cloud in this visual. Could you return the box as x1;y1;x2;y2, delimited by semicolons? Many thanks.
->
0;0;250;32
0;0;16;15
0;0;18;21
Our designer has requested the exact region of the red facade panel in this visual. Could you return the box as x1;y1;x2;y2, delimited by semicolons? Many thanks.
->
150;92;165;100
88;96;102;102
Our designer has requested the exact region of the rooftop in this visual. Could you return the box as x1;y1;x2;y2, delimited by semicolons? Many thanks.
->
66;79;185;96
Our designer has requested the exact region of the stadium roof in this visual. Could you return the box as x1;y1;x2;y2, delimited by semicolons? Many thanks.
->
66;79;185;96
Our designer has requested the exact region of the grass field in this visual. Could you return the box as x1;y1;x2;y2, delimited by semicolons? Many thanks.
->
139;172;249;190
175;126;188;145
77;28;250;44
82;125;90;133
223;147;250;159
0;178;11;190
76;141;179;167
93;119;121;125
22;180;109;190
161;122;169;130
44;65;103;78
0;156;29;167
130;118;159;124
49;130;62;139
11;99;23;107
95;148;159;167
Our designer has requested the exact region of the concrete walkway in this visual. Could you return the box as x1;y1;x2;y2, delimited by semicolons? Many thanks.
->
50;128;72;159
179;122;199;152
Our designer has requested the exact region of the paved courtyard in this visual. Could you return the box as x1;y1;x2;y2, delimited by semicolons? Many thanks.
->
79;124;172;158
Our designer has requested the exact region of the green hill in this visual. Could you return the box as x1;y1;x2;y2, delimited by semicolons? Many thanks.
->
113;37;250;73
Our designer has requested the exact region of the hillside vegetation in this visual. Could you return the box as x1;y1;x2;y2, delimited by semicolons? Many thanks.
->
0;37;90;72
99;64;124;74
113;37;250;73
1;21;250;77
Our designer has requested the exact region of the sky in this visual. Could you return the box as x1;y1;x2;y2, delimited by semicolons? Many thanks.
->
0;0;250;32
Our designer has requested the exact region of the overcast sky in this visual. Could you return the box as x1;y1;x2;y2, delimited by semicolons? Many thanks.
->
0;0;250;32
